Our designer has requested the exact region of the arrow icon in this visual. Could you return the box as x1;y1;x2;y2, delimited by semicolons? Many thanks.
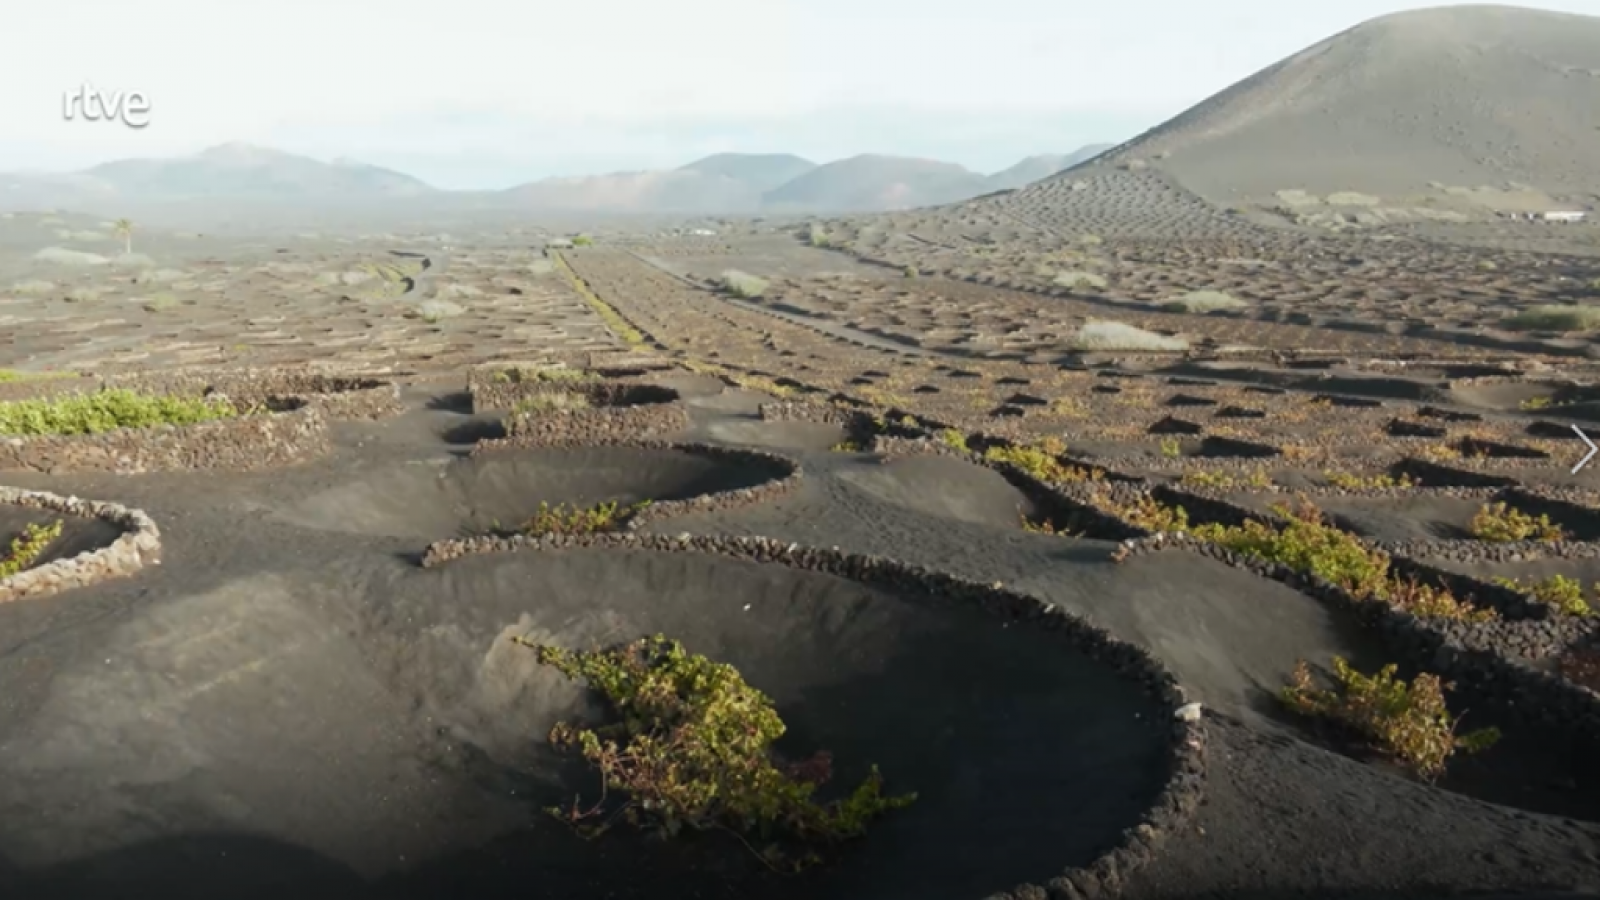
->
1574;425;1598;474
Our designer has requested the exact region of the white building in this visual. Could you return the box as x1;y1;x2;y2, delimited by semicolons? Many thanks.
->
1500;210;1588;223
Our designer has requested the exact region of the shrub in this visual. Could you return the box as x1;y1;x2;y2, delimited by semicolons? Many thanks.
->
1417;442;1462;462
1053;271;1107;290
1280;657;1501;780
1194;501;1388;597
1469;502;1564;542
413;299;465;323
1519;395;1553;411
1503;305;1600;332
1161;290;1248;313
1492;574;1594;617
1092;490;1190;533
1022;514;1080;536
111;253;156;270
1069;320;1188;352
1159;437;1183;458
1192;498;1493;620
140;292;180;313
0;389;240;436
571;235;594;247
520;635;916;869
720;270;770;299
1323;470;1415;490
807;224;831;247
830;440;862;452
983;442;1100;483
518;500;649;535
10;279;56;295
1181;467;1271;489
936;429;969;452
1385;576;1493;621
0;520;63;578
32;247;109;267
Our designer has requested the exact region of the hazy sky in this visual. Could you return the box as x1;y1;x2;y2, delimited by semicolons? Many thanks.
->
5;0;1598;188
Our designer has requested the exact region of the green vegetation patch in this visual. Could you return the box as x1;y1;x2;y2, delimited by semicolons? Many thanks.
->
521;634;916;869
984;438;1104;483
1469;502;1563;543
0;520;63;578
0;370;78;384
1492;574;1595;617
1282;657;1500;781
511;392;592;414
1189;498;1492;621
517;500;650;535
0;389;240;437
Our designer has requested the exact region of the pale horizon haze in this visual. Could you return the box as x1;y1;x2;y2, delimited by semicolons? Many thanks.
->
6;0;1599;190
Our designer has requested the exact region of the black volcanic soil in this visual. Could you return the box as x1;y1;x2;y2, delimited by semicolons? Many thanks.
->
268;444;786;539
0;380;1596;900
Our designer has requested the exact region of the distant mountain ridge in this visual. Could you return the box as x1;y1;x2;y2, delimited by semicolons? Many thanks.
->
81;142;434;199
985;146;1114;191
761;154;990;212
0;143;1112;215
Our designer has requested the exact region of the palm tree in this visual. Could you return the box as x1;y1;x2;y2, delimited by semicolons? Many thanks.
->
113;218;133;255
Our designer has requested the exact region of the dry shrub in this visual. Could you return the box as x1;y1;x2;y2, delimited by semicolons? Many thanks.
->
1281;657;1500;781
521;635;916;870
1161;290;1247;313
1021;513;1080;536
1193;498;1492;620
493;366;598;385
1053;271;1107;290
720;270;770;299
1092;490;1190;532
1069;320;1188;352
1180;467;1271;489
1503;305;1600;333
